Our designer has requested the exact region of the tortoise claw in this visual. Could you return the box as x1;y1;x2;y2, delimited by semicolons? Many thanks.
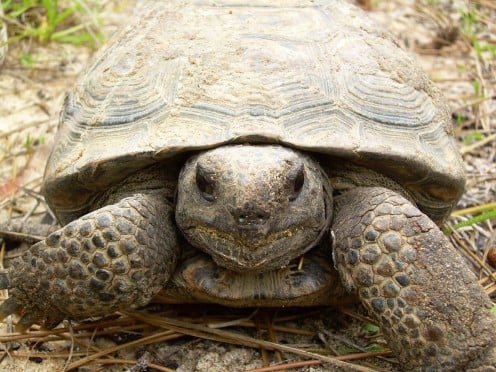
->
41;313;65;331
0;296;22;321
1;294;66;331
15;311;38;333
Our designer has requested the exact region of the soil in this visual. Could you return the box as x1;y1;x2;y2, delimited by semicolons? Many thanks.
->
0;1;494;371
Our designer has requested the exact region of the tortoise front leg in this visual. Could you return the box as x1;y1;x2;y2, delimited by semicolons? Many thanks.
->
0;192;179;331
332;187;496;370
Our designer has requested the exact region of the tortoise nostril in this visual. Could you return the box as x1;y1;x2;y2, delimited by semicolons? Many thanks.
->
234;209;270;226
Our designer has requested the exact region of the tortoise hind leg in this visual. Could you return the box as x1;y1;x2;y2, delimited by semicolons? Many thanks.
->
0;192;179;331
332;187;496;370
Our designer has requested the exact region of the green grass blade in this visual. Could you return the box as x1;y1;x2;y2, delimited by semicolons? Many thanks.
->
444;209;496;234
42;0;59;25
54;7;75;25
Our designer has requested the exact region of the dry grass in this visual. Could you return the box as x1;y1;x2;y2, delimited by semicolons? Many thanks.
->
0;0;494;371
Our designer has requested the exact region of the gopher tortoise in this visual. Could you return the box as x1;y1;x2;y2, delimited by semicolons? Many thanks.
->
1;0;495;370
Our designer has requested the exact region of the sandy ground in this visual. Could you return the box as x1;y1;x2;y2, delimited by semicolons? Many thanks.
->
0;1;494;371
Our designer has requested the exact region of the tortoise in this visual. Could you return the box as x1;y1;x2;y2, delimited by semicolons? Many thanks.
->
0;0;495;369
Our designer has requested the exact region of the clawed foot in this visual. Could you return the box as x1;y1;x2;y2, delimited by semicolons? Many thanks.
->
333;187;496;370
0;193;178;332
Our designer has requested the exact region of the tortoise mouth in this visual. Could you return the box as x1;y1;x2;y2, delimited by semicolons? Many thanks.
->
189;223;309;249
182;223;326;273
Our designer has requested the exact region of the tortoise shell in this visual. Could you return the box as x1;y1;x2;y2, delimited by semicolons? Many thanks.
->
44;0;465;225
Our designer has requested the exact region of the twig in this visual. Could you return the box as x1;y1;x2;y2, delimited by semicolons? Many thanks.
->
461;133;496;155
124;311;379;372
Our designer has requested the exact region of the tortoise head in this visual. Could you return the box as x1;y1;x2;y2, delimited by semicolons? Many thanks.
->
175;144;332;273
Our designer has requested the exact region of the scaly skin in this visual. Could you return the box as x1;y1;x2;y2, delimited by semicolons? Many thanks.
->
333;187;496;370
0;192;179;331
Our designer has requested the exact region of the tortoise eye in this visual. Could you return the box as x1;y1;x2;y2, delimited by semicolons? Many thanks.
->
288;163;305;202
196;164;216;202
